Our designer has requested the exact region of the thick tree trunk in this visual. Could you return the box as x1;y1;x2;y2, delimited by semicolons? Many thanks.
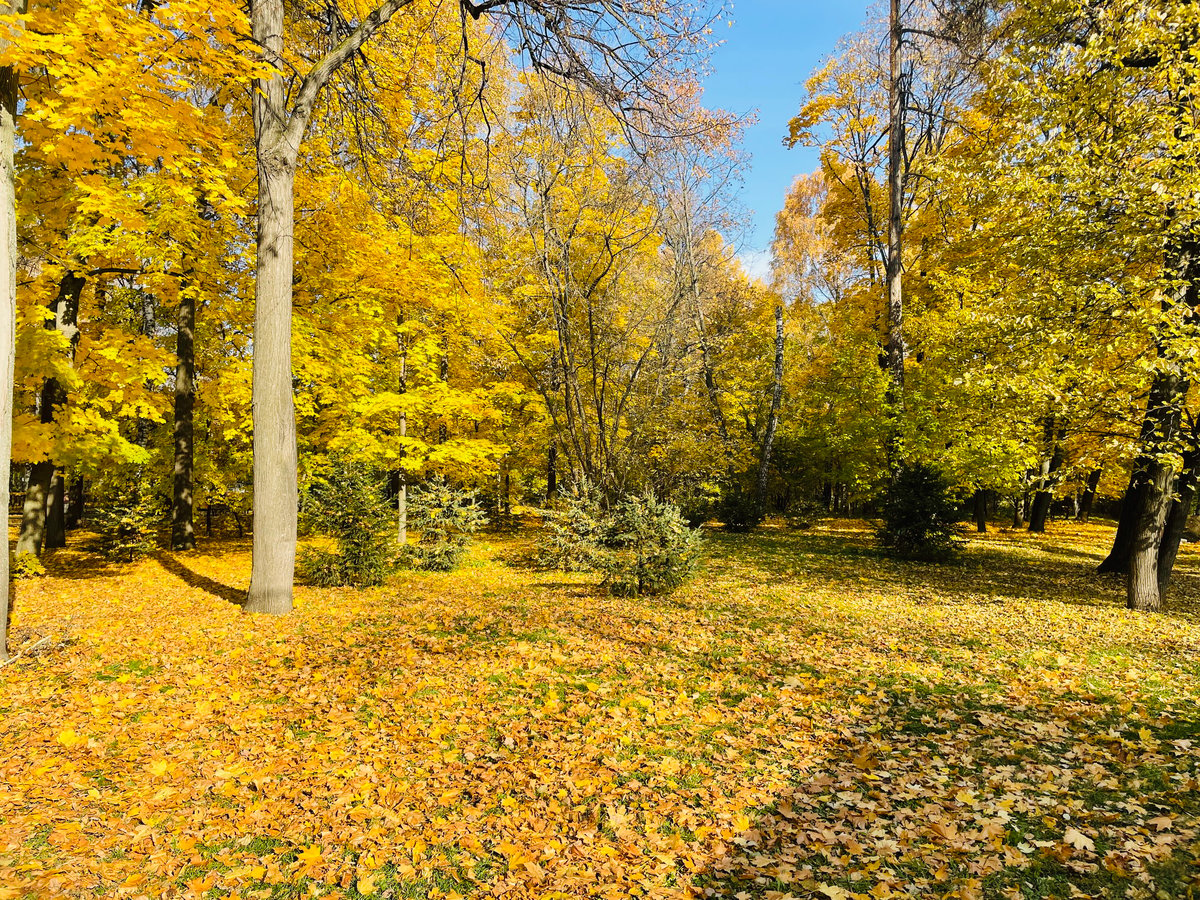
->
44;472;65;548
172;280;197;550
1128;456;1177;612
973;489;987;533
245;0;299;614
547;444;557;500
1099;481;1142;574
755;304;785;513
17;462;52;558
245;155;298;612
1077;468;1101;523
0;9;21;658
1157;446;1199;597
1126;309;1192;610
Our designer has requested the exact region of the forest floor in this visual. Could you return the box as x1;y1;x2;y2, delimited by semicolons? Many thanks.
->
1;520;1199;900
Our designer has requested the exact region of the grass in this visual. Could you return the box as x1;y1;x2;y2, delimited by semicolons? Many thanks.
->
1;520;1198;900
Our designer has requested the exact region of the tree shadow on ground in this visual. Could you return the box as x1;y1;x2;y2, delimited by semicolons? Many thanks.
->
152;551;245;606
688;683;1200;900
700;522;1200;622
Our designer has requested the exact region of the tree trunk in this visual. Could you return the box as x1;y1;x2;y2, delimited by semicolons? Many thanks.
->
17;462;52;558
65;476;84;529
244;0;299;614
242;0;418;611
1028;421;1065;533
397;322;407;545
755;304;785;513
1157;446;1199;597
1126;324;1191;611
172;279;197;550
44;471;66;548
973;489;987;533
1099;481;1142;574
547;444;557;500
1128;456;1177;612
885;0;906;400
0;5;22;658
1077;468;1101;523
17;271;83;557
1012;491;1025;528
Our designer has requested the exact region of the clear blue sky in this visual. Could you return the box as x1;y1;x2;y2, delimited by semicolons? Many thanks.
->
701;1;872;278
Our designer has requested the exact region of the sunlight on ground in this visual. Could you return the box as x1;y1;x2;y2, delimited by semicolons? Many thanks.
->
1;522;1198;900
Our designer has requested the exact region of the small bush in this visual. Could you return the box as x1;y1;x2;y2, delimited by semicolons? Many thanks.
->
405;477;487;572
540;486;701;596
716;481;764;532
298;461;394;587
11;553;45;578
93;485;161;561
877;464;962;561
600;492;701;596
539;480;607;571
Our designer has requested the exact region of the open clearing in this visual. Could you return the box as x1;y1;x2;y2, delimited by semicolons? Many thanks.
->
2;522;1199;900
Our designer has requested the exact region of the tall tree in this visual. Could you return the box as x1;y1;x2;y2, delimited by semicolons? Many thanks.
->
0;0;24;660
243;0;723;613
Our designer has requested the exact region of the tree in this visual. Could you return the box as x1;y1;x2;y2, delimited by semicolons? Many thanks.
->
0;0;23;660
242;0;725;614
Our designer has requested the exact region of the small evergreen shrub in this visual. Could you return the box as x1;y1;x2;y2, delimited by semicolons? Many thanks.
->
877;464;963;561
298;462;394;587
600;492;701;596
405;476;487;572
540;485;701;596
539;479;607;571
93;485;162;561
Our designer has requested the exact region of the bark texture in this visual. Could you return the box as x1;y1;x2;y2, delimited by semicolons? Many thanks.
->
44;472;65;548
1157;444;1200;597
172;279;197;550
885;0;907;398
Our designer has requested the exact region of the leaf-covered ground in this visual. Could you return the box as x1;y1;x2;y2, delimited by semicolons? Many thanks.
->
2;521;1199;900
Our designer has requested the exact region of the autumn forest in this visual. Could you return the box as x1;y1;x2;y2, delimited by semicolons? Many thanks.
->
2;0;1200;898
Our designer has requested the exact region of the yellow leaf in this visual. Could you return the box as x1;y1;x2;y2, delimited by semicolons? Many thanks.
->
357;872;378;895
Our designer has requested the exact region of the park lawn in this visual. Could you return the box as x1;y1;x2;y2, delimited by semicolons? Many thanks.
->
1;521;1198;900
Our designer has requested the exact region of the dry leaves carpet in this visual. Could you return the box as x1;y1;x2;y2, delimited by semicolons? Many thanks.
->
1;521;1199;900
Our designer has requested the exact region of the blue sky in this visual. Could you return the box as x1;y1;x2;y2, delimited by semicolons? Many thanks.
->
701;1;872;279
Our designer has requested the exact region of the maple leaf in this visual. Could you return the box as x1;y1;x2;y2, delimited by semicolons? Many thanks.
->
1064;827;1095;853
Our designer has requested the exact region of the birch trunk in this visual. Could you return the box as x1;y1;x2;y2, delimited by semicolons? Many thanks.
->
885;0;906;400
0;0;25;658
